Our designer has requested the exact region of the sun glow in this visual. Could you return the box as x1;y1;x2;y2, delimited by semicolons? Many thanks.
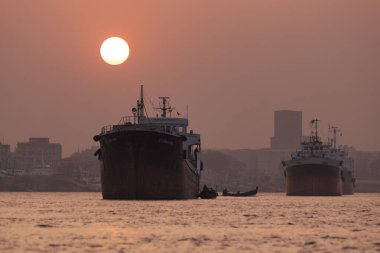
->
100;37;129;65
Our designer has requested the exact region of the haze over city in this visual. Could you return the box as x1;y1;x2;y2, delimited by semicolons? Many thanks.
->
1;1;379;156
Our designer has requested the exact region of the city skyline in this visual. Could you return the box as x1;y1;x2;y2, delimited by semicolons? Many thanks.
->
1;1;379;156
0;109;371;157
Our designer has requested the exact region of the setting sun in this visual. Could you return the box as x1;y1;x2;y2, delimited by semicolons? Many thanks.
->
100;37;129;65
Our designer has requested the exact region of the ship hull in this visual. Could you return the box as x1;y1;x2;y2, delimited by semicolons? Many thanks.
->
99;130;200;199
285;164;342;196
341;170;354;195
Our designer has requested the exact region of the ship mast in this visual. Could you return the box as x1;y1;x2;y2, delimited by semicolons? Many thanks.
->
137;85;145;123
155;97;174;118
328;125;331;146
330;126;340;149
315;118;319;140
310;118;320;142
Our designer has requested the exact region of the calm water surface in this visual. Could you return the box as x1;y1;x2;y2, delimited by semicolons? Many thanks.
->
0;193;379;253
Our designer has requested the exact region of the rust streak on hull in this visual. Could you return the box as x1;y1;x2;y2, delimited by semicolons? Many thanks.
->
286;164;342;196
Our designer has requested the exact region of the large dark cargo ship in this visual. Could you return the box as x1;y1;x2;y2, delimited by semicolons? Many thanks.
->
282;119;343;196
93;86;202;199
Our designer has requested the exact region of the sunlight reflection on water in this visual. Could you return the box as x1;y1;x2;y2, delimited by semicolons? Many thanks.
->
0;193;379;252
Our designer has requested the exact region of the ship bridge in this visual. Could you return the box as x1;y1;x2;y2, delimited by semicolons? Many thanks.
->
141;117;189;133
100;86;198;139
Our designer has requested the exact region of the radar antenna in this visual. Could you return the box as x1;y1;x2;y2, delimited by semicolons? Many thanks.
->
154;97;175;118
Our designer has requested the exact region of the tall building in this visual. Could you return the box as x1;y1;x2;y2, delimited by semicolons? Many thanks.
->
14;138;62;175
0;143;11;171
270;110;302;150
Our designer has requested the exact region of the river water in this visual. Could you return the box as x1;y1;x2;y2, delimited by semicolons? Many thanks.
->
0;193;379;253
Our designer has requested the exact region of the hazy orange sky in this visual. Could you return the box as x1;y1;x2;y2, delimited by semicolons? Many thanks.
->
1;1;379;156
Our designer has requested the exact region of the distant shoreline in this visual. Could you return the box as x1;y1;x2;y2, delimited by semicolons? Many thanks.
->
0;175;101;192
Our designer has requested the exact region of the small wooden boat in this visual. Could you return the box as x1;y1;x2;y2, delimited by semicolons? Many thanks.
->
199;184;218;199
222;186;258;197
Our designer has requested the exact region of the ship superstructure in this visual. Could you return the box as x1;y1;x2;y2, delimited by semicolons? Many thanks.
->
94;86;202;199
282;119;343;196
328;126;355;195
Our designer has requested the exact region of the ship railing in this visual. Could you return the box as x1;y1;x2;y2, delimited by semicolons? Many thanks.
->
298;152;331;159
118;116;136;125
101;125;113;134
